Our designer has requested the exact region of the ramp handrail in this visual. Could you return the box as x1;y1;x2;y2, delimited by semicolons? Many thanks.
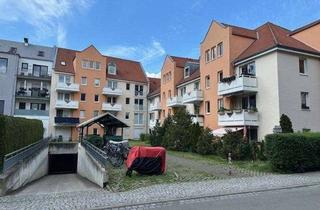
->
81;140;108;167
3;138;49;173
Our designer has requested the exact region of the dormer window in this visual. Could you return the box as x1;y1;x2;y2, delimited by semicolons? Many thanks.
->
108;62;117;75
60;61;66;66
38;51;44;57
184;67;190;78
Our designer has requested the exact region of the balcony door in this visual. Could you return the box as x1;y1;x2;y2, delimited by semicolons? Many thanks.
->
242;95;256;109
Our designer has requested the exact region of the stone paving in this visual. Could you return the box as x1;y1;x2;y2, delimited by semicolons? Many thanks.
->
1;172;320;210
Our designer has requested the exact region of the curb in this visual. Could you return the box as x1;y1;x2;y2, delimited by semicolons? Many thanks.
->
92;182;320;209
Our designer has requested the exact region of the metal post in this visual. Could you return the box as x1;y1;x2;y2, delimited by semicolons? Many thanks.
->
121;127;123;139
228;152;232;176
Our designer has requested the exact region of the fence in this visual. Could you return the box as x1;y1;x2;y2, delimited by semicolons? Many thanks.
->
81;140;108;167
2;138;49;173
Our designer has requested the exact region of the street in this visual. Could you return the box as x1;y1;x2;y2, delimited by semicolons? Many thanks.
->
152;185;320;210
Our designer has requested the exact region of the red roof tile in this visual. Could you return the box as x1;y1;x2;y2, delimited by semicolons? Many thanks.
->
148;77;161;93
54;48;76;74
176;68;200;86
170;56;199;68
234;22;320;63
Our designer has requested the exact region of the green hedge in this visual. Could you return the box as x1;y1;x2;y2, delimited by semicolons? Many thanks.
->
0;115;44;167
265;133;320;173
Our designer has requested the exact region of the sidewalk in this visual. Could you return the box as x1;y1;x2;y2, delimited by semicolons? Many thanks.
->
1;173;320;210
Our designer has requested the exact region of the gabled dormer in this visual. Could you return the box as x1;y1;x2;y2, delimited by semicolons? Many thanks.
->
107;61;117;75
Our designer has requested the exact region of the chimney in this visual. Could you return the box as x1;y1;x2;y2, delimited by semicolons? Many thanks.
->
24;38;29;46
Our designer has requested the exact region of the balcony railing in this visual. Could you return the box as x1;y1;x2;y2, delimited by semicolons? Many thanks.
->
102;87;123;96
14;109;49;116
218;75;257;96
167;96;184;107
17;72;51;81
149;101;161;111
183;90;204;104
56;82;80;92
191;115;204;126
218;109;259;126
55;100;79;109
101;103;122;112
54;117;80;126
16;89;50;100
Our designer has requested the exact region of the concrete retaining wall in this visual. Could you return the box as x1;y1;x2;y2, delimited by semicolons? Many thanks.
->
77;144;108;188
49;142;78;154
0;147;48;195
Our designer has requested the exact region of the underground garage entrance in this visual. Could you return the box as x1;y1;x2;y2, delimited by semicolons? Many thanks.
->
48;153;78;174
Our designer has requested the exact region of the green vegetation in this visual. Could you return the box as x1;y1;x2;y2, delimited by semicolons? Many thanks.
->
87;135;104;148
266;133;320;173
280;114;294;133
0;115;44;168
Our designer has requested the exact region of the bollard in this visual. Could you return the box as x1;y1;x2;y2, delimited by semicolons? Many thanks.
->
228;152;232;176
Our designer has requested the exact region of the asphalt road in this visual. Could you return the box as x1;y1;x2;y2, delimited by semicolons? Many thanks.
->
152;185;320;210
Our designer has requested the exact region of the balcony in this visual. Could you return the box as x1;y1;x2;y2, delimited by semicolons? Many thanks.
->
56;82;80;92
102;103;122;112
55;100;79;109
14;109;49;116
167;96;184;107
17;72;51;81
149;101;161;111
191;115;204;126
102;87;123;96
183;90;204;104
54;117;79;126
218;75;257;96
16;89;50;101
218;109;259;126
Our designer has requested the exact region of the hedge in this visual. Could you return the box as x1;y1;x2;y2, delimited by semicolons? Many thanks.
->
0;115;44;168
265;133;320;173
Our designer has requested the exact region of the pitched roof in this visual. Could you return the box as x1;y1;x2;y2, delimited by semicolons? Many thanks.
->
176;68;200;86
290;19;320;35
148;77;161;93
221;23;257;39
55;47;148;83
55;48;76;74
234;22;320;63
170;55;199;68
106;56;147;83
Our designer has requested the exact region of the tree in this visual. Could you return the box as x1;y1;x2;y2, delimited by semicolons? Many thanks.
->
280;114;293;133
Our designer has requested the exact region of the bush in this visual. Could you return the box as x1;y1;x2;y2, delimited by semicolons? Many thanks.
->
87;135;104;148
149;116;172;146
280;114;293;133
140;133;150;142
266;133;320;173
196;128;215;155
0;115;43;168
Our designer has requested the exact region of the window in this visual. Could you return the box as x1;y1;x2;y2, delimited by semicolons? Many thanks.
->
108;62;117;74
94;79;100;87
65;75;71;84
80;110;85;118
126;83;130;90
82;60;101;70
93;128;98;135
0;100;4;114
94;94;99;102
134;113;144;125
240;62;256;76
0;58;8;74
217;71;223;82
30;103;46;111
168;90;171;98
93;110;99;117
32;65;48;77
184;67;190;78
126;98;130;104
81;77;87;85
19;102;26;110
205;101;211;113
205;50;210;62
217;42;223;57
56;109;63;117
301;92;309;110
211;46;216;60
80;93;86;101
60;61;66;66
180;87;186;96
108;80;118;89
194;104;200;115
59;74;64;83
135;85;143;96
22;63;28;72
299;58;307;74
205;75;210;88
134;99;144;110
107;96;117;104
38;51;44;57
125;112;130;119
194;81;200;90
218;98;224;109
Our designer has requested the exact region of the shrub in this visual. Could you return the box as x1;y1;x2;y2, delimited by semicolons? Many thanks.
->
220;130;243;159
149;116;172;146
140;133;150;142
280;114;293;133
196;128;215;155
87;135;104;148
265;133;320;173
0;115;43;168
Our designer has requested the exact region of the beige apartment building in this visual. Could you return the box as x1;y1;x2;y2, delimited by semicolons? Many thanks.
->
149;19;320;141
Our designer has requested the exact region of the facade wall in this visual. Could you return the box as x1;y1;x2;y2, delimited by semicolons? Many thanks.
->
291;24;320;51
277;51;320;132
148;94;161;131
177;79;200;115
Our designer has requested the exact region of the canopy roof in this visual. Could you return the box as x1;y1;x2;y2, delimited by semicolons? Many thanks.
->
211;127;243;137
77;112;129;129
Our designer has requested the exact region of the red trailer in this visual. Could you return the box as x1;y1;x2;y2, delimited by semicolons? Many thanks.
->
126;146;166;176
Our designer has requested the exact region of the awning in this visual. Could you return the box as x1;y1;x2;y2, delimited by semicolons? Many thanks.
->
211;127;243;137
77;112;129;129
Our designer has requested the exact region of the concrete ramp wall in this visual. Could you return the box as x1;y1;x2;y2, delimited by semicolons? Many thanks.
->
0;147;48;195
77;144;108;188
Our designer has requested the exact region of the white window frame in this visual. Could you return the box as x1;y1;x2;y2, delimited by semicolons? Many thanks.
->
205;75;210;88
299;58;307;75
184;67;190;78
81;77;87;85
205;101;211;114
94;78;100;87
301;91;310;110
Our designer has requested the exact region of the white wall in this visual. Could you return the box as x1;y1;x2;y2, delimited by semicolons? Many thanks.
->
277;52;320;132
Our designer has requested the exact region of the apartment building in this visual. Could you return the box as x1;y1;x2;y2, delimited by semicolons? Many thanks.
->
49;45;148;141
0;39;56;136
147;77;161;130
